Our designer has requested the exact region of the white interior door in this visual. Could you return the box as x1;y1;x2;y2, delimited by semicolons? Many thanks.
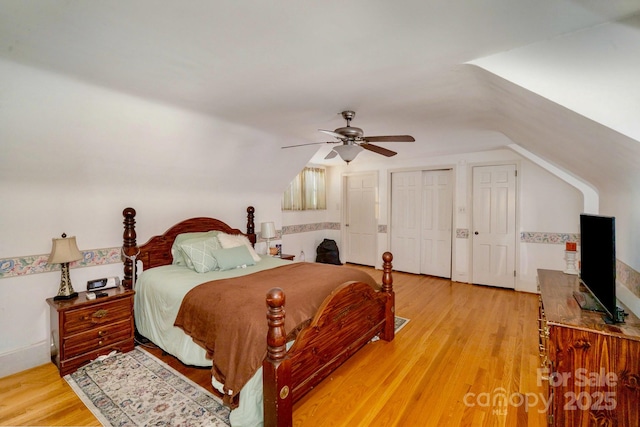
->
391;171;421;273
391;170;453;276
472;164;517;289
420;170;452;278
344;173;377;266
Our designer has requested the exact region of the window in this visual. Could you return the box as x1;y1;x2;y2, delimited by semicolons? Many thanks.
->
282;167;326;210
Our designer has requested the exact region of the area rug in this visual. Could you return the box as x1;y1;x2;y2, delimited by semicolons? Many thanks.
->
371;316;410;343
66;317;410;427
65;348;230;427
394;315;410;333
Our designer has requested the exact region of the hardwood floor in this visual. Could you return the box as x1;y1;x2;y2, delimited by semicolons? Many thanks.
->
0;267;546;426
0;362;99;426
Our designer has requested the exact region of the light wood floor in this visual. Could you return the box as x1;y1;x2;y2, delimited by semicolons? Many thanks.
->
0;267;546;426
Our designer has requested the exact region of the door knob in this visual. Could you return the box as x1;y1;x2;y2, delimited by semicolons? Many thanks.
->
474;231;479;235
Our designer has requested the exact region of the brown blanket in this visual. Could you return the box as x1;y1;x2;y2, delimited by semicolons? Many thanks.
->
173;262;377;407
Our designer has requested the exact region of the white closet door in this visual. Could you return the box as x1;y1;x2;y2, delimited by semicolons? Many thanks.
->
344;173;377;266
390;171;421;273
420;170;452;278
391;169;452;276
472;164;516;289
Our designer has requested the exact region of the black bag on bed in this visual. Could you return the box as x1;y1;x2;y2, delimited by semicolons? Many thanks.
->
316;239;342;265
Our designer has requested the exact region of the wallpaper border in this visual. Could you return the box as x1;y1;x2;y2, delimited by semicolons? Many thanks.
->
618;259;640;299
1;248;121;279
0;223;342;279
2;228;639;298
281;222;341;234
520;231;580;244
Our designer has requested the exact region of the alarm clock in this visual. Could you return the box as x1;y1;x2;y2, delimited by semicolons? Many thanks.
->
86;276;120;291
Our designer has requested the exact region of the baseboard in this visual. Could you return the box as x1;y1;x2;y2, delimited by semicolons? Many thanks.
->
0;340;50;378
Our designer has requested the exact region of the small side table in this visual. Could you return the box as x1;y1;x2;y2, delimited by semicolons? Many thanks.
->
46;287;135;376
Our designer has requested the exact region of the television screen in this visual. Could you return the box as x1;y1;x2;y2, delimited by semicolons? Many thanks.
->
578;214;617;321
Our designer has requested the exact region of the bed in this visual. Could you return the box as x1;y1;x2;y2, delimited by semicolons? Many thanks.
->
121;206;395;427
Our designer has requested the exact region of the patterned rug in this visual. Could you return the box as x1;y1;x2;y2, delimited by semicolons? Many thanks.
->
369;316;410;343
66;317;410;427
394;315;410;333
65;348;230;427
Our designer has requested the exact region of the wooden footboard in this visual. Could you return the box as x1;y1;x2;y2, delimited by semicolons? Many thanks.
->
121;207;394;426
263;252;395;427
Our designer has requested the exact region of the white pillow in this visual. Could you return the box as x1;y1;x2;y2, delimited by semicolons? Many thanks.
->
216;233;261;262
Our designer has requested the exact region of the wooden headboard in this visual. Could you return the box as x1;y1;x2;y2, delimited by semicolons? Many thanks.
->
121;206;256;290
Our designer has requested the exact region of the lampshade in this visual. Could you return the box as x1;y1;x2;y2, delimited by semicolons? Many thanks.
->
48;234;83;264
260;222;276;240
333;144;363;163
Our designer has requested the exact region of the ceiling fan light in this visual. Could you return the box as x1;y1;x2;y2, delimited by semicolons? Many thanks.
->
333;144;363;163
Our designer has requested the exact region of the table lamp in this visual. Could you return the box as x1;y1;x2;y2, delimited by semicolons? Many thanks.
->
260;222;276;255
48;233;83;300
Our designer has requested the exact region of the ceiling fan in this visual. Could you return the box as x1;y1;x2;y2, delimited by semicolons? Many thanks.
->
282;110;415;164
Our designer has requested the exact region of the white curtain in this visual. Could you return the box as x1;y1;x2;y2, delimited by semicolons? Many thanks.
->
282;167;326;210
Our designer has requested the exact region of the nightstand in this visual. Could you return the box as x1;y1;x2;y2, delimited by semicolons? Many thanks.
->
46;287;135;376
279;253;295;261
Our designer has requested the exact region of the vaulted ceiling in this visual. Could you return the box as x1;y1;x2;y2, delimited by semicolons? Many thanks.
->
1;1;639;172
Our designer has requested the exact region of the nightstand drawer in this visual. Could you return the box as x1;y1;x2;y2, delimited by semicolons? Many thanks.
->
59;339;135;377
63;318;133;359
63;298;132;334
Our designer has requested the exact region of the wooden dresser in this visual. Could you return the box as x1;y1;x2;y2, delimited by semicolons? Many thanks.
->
537;269;640;426
47;287;135;376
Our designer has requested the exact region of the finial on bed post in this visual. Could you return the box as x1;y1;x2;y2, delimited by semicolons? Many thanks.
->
381;251;395;341
122;207;137;290
263;287;293;427
382;251;393;294
266;288;287;361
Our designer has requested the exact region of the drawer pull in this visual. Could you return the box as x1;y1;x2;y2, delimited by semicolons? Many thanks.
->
93;309;109;319
98;330;106;337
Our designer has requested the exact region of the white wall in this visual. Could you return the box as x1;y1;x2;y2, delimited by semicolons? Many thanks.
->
324;146;583;293
281;164;343;263
470;15;640;144
2;52;637;378
470;41;640;292
518;158;584;286
0;58;305;377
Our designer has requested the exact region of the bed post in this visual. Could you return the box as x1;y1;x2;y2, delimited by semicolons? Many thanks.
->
122;207;137;291
246;206;257;246
381;251;395;341
263;288;292;427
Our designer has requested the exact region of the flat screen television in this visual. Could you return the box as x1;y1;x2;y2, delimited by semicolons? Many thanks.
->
576;214;622;323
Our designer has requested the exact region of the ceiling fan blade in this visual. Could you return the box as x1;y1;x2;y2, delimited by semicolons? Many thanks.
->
361;143;397;157
324;150;338;159
319;129;345;139
281;141;332;149
363;135;415;143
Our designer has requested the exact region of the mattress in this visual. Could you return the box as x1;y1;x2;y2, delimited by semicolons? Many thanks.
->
134;255;291;366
